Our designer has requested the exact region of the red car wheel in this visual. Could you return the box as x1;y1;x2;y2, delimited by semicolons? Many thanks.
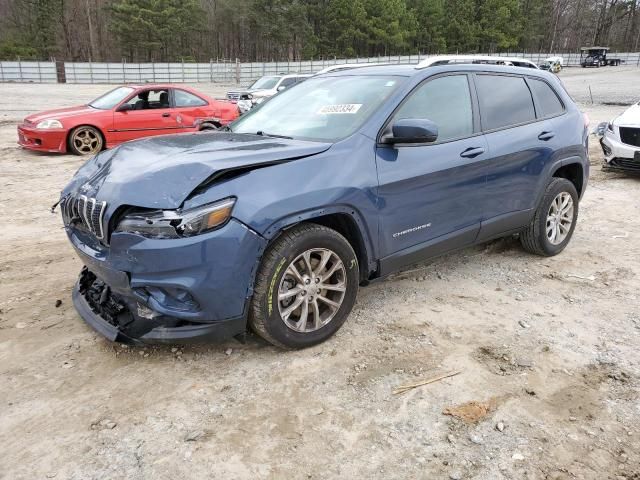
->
69;126;104;155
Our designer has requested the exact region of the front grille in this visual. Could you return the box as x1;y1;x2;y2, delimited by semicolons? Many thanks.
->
610;158;640;171
61;194;107;239
226;92;240;101
619;127;640;147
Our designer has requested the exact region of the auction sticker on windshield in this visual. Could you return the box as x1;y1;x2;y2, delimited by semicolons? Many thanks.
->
318;104;362;114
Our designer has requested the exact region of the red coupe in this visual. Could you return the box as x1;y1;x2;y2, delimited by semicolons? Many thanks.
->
18;84;240;155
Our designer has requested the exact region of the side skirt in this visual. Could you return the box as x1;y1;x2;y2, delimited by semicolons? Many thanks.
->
375;209;534;279
378;224;479;277
476;209;533;243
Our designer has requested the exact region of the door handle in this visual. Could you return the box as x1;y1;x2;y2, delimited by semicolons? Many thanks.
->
162;112;171;117
460;147;485;158
538;131;555;141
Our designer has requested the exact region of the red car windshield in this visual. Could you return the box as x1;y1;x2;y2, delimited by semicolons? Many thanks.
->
89;86;135;110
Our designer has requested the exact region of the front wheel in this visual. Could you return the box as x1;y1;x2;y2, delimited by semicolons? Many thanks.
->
68;126;103;155
520;178;579;256
249;223;359;349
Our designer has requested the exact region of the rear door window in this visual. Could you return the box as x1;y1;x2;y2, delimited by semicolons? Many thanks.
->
393;74;474;142
476;75;536;130
527;79;564;118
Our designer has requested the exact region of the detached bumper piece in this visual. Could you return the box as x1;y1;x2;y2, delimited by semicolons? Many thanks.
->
602;153;640;176
73;268;246;344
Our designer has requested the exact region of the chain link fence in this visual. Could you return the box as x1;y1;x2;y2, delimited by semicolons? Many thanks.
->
2;52;640;85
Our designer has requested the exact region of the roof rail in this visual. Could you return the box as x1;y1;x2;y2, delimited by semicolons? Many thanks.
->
313;62;396;75
415;55;539;70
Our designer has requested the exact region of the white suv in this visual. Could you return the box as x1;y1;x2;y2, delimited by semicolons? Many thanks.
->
601;101;640;173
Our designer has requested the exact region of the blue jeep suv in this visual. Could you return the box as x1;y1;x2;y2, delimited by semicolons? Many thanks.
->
59;63;589;349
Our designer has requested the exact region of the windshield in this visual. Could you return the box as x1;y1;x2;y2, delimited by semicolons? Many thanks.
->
231;75;405;142
249;76;281;90
89;86;135;109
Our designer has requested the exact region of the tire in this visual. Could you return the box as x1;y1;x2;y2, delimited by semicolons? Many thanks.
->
520;178;579;256
249;223;359;349
68;125;104;155
199;122;220;131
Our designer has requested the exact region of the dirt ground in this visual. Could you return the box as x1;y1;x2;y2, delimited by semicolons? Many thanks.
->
1;67;639;480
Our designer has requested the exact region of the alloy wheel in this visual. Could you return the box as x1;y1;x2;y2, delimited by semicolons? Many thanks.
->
72;127;102;154
546;192;574;245
277;248;347;333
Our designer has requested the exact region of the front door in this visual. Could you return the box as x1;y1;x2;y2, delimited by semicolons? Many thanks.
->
112;88;179;143
375;74;488;273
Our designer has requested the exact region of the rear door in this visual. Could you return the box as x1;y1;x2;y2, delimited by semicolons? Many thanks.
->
112;88;178;143
475;73;560;240
375;73;489;272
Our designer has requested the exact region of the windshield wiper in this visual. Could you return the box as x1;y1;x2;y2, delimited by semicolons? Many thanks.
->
256;131;293;140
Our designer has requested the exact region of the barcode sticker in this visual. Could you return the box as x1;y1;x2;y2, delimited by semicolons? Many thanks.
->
317;104;363;114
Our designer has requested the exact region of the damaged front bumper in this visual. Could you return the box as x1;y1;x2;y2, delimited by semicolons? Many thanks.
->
72;269;247;344
68;218;267;344
600;130;640;174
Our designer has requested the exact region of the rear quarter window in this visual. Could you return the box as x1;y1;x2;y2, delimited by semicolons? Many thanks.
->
528;78;565;118
174;89;208;107
476;74;536;130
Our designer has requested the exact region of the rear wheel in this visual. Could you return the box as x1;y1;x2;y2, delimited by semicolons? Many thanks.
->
199;122;220;131
520;178;579;256
69;126;103;155
249;223;359;349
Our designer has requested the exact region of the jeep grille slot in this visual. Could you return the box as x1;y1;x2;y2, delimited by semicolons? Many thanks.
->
61;194;107;239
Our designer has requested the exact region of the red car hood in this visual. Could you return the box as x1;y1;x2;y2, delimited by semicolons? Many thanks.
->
24;105;98;123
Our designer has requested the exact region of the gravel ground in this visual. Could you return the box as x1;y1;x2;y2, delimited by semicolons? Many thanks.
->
0;67;639;480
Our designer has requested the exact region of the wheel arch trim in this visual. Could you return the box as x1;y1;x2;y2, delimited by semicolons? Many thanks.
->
262;205;377;277
549;156;586;197
532;156;585;210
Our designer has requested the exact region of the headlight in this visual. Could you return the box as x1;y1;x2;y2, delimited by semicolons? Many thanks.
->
237;100;252;111
607;122;614;132
36;119;63;129
115;198;236;239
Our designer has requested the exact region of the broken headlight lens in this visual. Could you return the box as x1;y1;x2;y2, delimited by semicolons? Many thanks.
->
115;198;236;239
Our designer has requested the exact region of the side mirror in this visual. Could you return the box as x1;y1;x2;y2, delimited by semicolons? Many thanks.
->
386;118;438;144
277;85;286;92
116;103;133;112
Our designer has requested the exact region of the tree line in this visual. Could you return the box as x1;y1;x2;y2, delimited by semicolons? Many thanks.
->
0;0;638;62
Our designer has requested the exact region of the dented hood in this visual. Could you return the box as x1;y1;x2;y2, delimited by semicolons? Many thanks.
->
63;132;332;209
